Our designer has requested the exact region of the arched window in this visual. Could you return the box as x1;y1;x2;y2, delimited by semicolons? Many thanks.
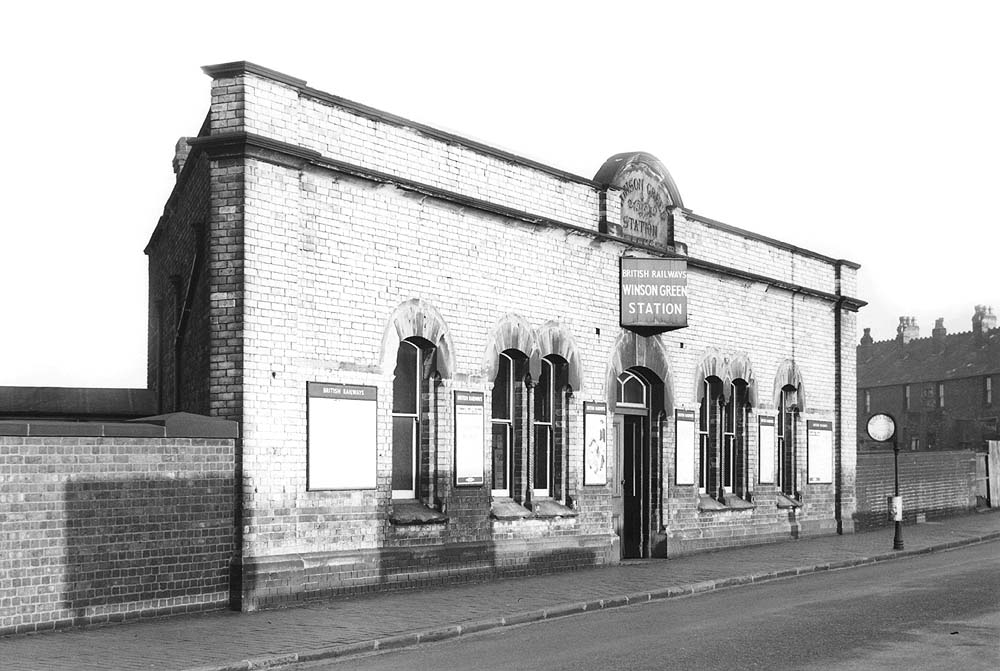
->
698;377;752;501
698;377;724;495
617;370;647;409
533;356;569;499
777;385;798;497
492;349;527;498
392;337;436;500
723;380;751;498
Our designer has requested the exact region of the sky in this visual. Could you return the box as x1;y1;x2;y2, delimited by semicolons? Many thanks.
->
0;1;997;388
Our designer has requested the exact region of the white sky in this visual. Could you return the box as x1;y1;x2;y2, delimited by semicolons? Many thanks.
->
1;1;997;388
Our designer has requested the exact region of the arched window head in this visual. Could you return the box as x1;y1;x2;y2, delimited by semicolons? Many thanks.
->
617;371;647;408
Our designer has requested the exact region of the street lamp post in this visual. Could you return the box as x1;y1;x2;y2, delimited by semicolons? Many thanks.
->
867;413;903;551
891;434;904;550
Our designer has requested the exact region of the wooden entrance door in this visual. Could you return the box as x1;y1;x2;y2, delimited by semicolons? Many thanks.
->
612;414;645;558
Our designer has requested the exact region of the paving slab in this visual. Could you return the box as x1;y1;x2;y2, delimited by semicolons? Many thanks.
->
2;511;998;671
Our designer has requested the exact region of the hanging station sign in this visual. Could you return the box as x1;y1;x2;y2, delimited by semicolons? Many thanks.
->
620;256;688;333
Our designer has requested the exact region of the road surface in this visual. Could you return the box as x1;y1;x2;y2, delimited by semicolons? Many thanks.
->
312;540;1000;670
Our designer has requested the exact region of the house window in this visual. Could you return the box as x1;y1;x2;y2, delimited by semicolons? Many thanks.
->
777;386;797;497
392;338;436;500
904;385;911;411
910;436;919;450
937;382;945;408
986;377;993;406
864;390;871;414
492;350;527;497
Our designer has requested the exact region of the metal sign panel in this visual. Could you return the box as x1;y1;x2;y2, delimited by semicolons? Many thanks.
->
620;257;688;332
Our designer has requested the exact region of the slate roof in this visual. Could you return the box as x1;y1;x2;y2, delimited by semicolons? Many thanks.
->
858;328;1000;388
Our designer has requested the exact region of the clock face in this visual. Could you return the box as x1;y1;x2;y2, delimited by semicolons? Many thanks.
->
867;413;896;442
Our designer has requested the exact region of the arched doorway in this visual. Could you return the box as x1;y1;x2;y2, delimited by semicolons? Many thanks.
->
611;368;664;559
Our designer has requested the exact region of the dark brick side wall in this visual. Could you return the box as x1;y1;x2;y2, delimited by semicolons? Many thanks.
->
854;450;976;530
0;435;235;635
146;152;212;415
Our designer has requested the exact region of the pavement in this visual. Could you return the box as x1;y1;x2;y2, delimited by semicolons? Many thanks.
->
3;511;999;671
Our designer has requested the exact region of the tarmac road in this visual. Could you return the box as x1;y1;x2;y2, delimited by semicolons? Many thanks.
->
316;540;1000;671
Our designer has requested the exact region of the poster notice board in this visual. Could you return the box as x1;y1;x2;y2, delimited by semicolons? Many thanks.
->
807;420;834;484
307;382;377;490
758;416;776;484
454;391;485;486
675;409;696;485
584;402;607;486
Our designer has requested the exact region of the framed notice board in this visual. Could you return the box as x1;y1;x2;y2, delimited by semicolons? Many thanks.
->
454;391;485;486
675;409;696;485
584;402;608;485
306;382;377;490
758;416;776;484
807;420;833;484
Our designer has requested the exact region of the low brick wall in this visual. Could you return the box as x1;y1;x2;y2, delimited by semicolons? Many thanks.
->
854;450;977;531
0;415;236;635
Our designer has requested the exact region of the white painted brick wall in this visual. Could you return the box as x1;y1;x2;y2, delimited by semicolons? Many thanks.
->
209;69;859;556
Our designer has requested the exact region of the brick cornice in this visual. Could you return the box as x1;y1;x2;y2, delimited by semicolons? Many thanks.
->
201;61;307;88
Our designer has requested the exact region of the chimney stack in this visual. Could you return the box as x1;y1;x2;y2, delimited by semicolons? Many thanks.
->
173;137;192;175
973;305;997;341
896;316;919;345
932;318;947;340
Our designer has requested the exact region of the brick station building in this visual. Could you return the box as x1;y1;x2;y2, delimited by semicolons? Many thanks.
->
146;61;866;610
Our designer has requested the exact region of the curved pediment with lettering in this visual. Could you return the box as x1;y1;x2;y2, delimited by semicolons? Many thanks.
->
595;152;683;250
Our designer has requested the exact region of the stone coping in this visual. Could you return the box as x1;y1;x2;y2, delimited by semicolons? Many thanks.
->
0;411;238;439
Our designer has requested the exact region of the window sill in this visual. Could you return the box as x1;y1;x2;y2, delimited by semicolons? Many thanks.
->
389;500;449;525
490;499;532;520
775;493;802;509
530;498;578;518
722;493;755;510
697;494;729;512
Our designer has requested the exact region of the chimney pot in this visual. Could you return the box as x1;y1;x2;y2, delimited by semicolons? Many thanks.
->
896;316;919;344
932;318;946;339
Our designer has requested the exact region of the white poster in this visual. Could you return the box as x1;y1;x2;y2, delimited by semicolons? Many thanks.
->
584;402;608;486
675;410;696;485
807;420;834;484
307;382;377;490
455;391;485;486
758;416;776;484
